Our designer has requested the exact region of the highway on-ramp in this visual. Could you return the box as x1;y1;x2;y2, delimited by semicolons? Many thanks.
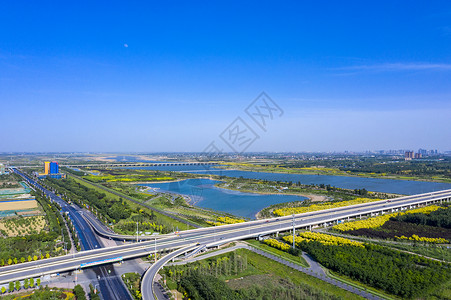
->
141;244;198;300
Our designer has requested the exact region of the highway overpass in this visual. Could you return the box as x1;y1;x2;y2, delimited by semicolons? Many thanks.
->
0;189;450;285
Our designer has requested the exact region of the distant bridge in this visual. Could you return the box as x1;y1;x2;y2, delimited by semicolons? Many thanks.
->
13;162;220;168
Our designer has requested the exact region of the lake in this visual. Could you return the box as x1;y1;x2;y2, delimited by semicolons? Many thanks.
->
129;165;451;218
139;178;307;219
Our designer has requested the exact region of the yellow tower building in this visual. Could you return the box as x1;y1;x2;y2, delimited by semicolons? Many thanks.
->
44;162;50;175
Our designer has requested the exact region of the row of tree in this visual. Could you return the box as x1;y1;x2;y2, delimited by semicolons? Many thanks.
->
297;240;450;298
47;178;132;223
393;205;451;229
1;277;41;293
46;177;176;234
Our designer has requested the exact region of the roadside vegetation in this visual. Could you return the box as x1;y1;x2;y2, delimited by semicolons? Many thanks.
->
333;205;450;242
161;248;362;300
0;284;74;299
121;272;142;300
45;177;186;234
263;231;451;299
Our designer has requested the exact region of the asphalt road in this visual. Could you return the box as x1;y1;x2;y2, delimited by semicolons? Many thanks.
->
141;245;198;300
82;187;451;242
13;169;132;300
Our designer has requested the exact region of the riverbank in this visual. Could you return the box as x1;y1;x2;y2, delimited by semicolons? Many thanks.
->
218;164;451;184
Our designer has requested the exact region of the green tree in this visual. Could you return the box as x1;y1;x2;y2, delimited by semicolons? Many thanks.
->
24;278;29;289
1;286;6;294
74;284;87;300
9;282;14;292
27;255;32;262
20;257;25;263
7;258;12;265
13;257;17;264
30;277;34;287
15;280;20;291
89;284;101;300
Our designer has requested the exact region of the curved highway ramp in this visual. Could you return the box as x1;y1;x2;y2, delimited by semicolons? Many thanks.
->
141;244;199;300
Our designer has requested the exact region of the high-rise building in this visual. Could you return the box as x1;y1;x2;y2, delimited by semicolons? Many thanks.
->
44;162;50;175
404;151;414;160
414;153;422;159
50;162;59;174
37;161;65;179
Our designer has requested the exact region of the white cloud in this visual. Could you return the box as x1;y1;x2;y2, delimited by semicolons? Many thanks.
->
333;63;451;73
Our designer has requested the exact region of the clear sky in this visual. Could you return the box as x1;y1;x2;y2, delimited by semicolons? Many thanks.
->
1;1;450;153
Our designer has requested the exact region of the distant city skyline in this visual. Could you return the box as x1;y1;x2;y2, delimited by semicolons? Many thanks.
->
1;2;450;152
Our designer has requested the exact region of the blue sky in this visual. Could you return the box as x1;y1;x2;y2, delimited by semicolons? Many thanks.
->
1;1;450;152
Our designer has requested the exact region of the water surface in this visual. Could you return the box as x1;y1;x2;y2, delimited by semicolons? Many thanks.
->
139;178;307;219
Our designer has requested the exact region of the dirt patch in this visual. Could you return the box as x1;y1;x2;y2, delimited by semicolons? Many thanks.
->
0;199;38;211
17;210;42;216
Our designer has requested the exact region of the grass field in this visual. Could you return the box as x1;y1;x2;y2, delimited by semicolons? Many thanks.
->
165;248;364;299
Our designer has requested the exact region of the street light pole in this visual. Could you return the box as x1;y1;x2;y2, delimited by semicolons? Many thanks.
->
136;222;138;243
154;238;157;262
292;214;295;249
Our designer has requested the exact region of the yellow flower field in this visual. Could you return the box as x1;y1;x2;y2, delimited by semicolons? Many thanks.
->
263;238;291;250
273;197;382;216
333;205;443;232
395;234;448;244
206;216;246;226
282;231;364;248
